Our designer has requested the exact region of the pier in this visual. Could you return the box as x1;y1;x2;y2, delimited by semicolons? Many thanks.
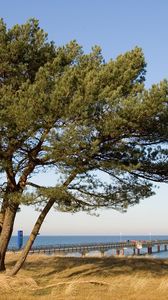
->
8;239;168;257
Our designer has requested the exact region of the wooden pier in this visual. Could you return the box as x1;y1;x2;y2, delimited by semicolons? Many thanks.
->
8;239;168;257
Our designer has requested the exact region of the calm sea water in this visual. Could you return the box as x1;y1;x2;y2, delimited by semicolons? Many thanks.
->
8;235;168;259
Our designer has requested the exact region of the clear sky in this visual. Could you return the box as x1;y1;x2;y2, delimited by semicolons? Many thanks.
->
1;0;168;235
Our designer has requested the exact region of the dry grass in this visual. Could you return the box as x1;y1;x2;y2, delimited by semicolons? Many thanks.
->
1;252;168;299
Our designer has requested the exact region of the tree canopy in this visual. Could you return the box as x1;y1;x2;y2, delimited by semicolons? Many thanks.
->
0;19;167;212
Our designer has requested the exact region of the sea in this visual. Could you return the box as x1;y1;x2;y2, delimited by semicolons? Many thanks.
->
8;235;168;259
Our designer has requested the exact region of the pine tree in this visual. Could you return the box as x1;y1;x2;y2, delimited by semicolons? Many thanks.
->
0;19;167;274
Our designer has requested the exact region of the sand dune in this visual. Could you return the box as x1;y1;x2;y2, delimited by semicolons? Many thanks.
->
1;253;168;299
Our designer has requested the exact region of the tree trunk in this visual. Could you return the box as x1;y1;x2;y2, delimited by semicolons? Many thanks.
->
0;212;5;235
0;198;8;234
0;203;18;271
8;170;78;276
8;198;55;276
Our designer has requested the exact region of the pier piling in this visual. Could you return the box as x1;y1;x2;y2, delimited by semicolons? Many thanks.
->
137;249;140;255
148;246;152;254
116;249;120;255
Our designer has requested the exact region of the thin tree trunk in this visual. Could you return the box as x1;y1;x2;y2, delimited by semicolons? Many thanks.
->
8;198;55;276
0;203;18;271
8;170;78;276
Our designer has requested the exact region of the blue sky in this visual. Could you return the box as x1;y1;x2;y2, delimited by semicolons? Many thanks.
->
1;0;168;235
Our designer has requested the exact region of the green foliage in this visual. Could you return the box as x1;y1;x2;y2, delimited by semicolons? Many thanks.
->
0;19;168;214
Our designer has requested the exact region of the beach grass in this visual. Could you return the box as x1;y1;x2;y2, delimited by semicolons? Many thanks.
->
1;253;168;299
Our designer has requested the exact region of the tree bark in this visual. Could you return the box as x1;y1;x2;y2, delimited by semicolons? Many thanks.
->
0;212;5;235
0;203;18;271
8;198;55;276
0;198;8;234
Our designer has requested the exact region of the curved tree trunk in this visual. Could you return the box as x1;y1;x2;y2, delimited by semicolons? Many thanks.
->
8;170;78;276
0;203;18;271
8;198;55;276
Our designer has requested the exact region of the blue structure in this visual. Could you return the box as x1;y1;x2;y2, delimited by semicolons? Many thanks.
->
17;230;23;249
